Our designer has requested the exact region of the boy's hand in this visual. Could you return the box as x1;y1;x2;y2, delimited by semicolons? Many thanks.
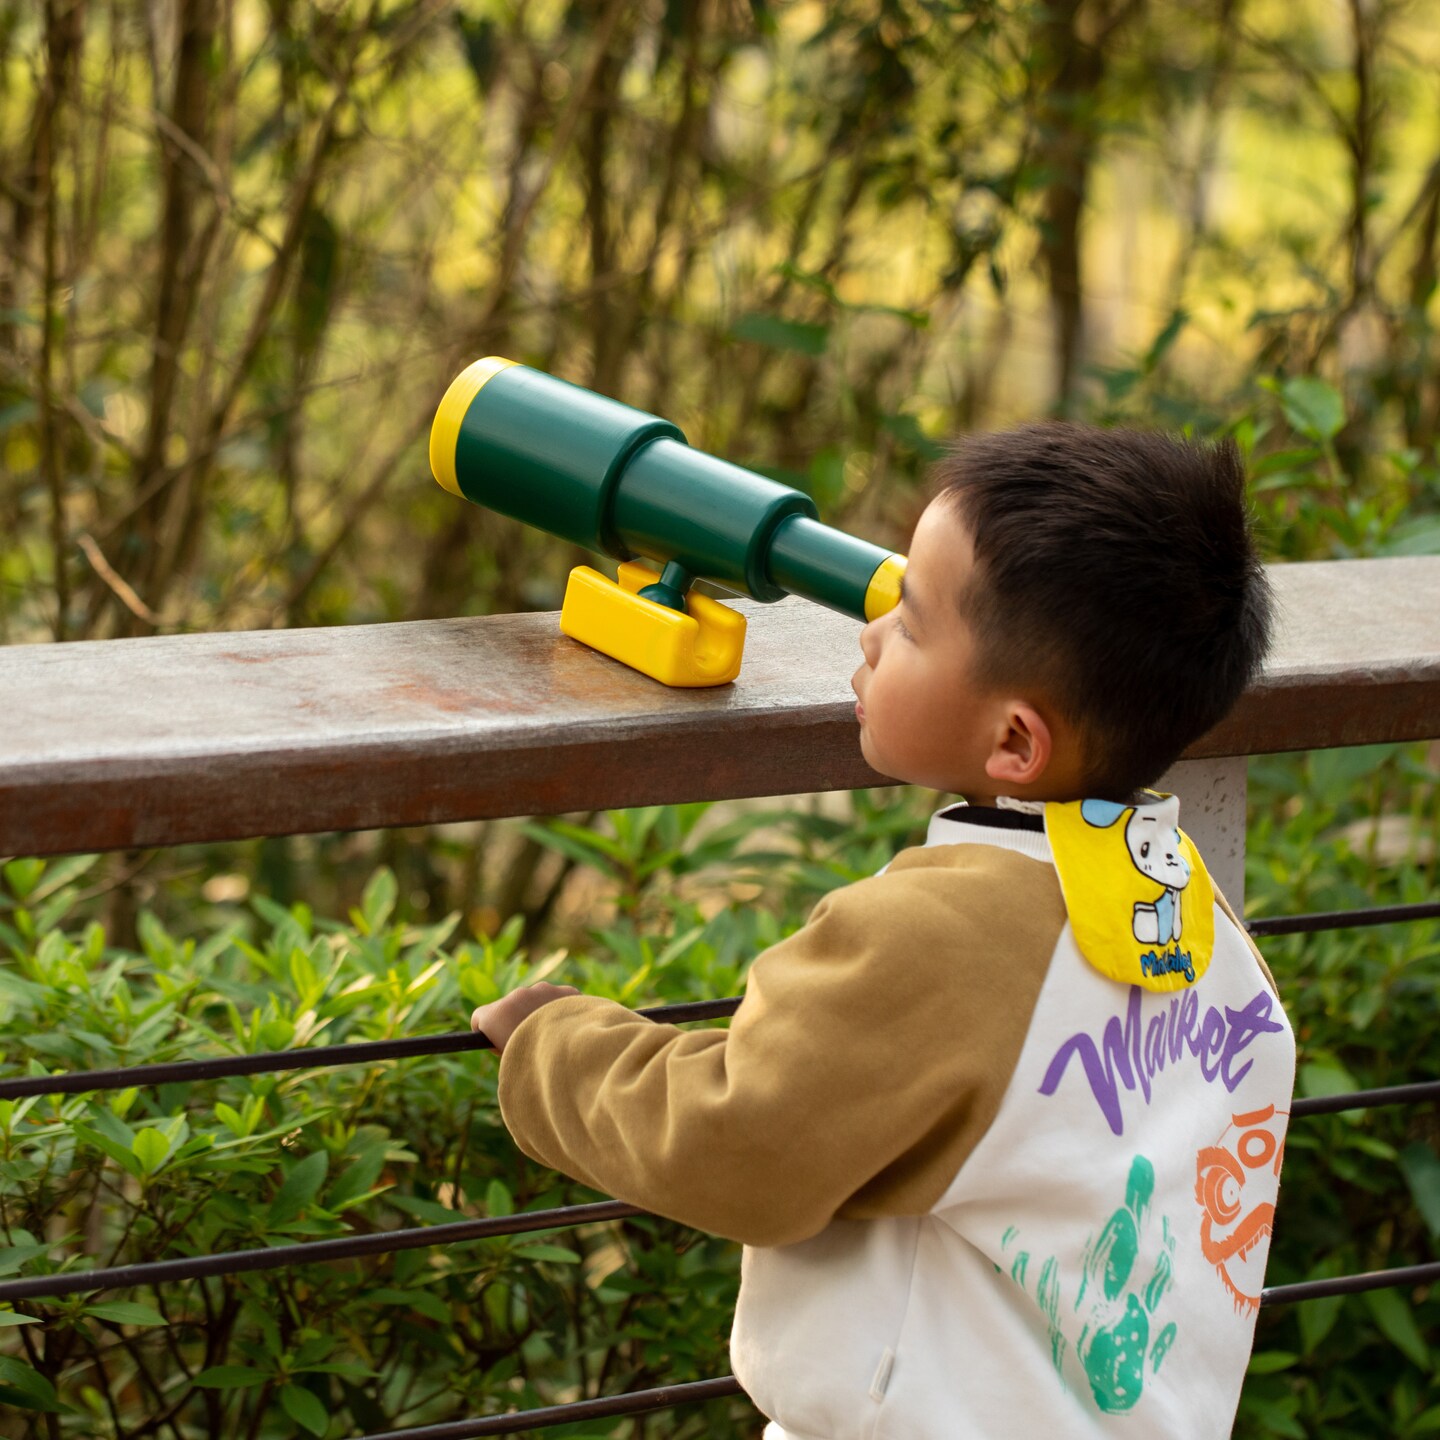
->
470;982;580;1054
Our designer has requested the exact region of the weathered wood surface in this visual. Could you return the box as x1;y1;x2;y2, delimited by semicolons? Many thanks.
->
1195;557;1440;758
1;557;1436;856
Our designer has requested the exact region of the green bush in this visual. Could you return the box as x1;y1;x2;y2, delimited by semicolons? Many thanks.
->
1239;745;1440;1439
1;767;1436;1438
0;831;775;1439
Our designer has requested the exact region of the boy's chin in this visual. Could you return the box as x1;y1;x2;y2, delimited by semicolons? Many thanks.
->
856;730;901;782
858;733;960;793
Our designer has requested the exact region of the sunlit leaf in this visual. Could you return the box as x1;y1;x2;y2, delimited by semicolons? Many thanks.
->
357;869;397;933
1279;376;1345;441
132;1127;171;1175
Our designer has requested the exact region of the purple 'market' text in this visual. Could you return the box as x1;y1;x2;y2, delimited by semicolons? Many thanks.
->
1037;985;1285;1136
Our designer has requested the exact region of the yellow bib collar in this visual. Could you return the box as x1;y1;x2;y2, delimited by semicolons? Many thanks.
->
1043;794;1215;992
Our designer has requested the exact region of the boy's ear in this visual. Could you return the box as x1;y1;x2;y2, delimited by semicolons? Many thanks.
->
983;702;1053;789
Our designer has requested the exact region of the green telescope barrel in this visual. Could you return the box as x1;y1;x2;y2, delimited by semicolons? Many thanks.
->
430;358;904;621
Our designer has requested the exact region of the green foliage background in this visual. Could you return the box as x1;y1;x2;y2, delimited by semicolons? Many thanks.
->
1;0;1438;1435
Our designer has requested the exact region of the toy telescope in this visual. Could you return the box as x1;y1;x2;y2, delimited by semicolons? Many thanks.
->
429;357;907;686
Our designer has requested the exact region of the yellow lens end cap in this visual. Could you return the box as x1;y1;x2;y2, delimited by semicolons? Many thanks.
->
430;357;518;497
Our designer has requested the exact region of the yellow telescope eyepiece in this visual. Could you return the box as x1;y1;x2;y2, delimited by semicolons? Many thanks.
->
430;358;516;498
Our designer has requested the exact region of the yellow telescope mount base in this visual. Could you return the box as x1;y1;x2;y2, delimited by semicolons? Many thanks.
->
560;561;747;687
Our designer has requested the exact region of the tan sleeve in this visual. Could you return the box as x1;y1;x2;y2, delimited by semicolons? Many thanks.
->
498;844;1066;1247
1213;885;1282;998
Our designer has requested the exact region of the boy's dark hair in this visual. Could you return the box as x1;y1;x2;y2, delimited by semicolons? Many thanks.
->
938;423;1272;800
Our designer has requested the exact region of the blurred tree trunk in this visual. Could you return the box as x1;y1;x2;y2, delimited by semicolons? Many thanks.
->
1403;160;1440;451
1332;0;1379;478
1162;0;1240;316
36;0;85;640
583;46;621;394
126;0;220;636
1342;0;1377;316
1034;0;1139;415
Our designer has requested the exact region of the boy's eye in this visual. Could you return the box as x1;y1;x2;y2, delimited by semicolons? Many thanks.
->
895;616;913;640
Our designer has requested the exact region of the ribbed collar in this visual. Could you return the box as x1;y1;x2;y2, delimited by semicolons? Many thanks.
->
924;801;1054;863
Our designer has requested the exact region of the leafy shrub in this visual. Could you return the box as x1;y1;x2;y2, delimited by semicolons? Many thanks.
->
0;845;773;1438
1238;745;1440;1438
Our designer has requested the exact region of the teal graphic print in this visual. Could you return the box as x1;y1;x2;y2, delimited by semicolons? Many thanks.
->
999;1155;1178;1414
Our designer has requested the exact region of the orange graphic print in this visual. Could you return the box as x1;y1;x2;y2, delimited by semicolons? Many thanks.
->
1194;1104;1287;1314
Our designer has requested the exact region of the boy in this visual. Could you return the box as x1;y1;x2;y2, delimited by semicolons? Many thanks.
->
470;424;1296;1438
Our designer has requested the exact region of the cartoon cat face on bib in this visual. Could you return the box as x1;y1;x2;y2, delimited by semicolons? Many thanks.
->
1044;794;1216;992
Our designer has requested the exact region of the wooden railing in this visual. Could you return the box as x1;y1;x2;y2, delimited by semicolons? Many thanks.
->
2;556;1437;858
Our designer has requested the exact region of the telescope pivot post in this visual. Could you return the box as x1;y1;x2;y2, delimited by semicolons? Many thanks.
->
637;560;695;613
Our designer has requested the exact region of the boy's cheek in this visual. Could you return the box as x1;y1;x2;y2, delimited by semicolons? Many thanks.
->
857;710;901;779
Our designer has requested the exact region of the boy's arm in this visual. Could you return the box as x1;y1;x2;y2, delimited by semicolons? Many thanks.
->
496;846;1064;1247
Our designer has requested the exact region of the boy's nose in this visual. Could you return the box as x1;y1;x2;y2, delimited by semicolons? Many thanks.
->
859;617;881;667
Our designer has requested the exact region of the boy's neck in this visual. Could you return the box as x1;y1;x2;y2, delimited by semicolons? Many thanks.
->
959;789;1149;810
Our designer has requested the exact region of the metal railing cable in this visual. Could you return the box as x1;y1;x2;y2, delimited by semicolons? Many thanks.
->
2;1076;1434;1304
0;1200;646;1303
0;997;743;1101
1290;1077;1440;1118
352;1377;746;1440
342;1256;1440;1440
1;899;1434;1103
1246;900;1440;936
3;1255;1373;1440
1259;1260;1440;1307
